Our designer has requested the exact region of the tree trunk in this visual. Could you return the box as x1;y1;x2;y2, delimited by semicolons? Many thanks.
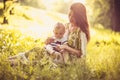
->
112;0;120;32
3;0;8;24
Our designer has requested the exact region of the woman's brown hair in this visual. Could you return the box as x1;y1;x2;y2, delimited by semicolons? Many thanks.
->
70;2;90;41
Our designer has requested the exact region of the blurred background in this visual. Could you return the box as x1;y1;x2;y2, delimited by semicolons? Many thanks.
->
0;0;119;32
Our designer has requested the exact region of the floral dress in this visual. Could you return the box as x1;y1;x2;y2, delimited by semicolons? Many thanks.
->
68;28;82;53
64;25;87;63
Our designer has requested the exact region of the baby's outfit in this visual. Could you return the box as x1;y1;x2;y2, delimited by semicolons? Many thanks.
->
45;36;67;64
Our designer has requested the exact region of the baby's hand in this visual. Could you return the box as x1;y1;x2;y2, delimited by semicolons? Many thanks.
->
55;45;61;52
55;45;65;53
45;37;54;44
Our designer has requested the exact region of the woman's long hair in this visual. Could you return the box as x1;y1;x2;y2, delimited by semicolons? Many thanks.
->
70;2;90;42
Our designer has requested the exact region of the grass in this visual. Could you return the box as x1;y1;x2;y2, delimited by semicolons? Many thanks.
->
86;28;120;80
0;3;120;80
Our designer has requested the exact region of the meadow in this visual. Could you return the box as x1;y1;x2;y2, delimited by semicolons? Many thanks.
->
0;4;120;80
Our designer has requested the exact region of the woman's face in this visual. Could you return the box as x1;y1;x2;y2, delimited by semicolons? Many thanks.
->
68;10;76;25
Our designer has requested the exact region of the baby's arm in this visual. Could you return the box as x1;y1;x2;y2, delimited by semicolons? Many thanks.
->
55;44;67;53
45;37;54;45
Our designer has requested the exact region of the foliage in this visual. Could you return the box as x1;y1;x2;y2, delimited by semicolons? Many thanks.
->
0;27;42;55
87;28;120;80
49;0;72;14
0;27;59;80
19;0;72;14
20;0;46;9
86;0;113;29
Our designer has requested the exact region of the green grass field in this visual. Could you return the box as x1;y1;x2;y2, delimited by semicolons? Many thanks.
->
0;4;120;80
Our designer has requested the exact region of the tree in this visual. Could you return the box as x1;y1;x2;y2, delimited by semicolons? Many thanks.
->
86;0;120;32
3;0;9;24
86;0;112;29
2;0;19;24
112;0;120;32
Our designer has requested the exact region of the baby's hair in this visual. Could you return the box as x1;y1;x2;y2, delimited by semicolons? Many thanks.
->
54;22;65;30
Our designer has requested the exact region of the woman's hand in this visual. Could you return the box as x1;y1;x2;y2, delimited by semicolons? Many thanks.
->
76;51;82;58
59;45;82;57
59;45;67;50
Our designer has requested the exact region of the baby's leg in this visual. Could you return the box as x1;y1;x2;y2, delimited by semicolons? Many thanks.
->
52;52;64;64
45;45;55;54
8;47;42;65
61;51;70;64
9;52;28;65
9;55;18;60
9;52;23;60
9;52;25;59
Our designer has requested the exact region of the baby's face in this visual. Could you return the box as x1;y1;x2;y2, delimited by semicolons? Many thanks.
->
54;28;65;39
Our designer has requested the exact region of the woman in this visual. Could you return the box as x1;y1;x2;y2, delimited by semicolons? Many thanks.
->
59;2;90;63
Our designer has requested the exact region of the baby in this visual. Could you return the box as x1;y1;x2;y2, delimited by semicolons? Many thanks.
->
45;22;68;63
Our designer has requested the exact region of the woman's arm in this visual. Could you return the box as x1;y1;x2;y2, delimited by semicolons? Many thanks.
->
80;31;87;57
59;32;87;58
60;45;82;57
